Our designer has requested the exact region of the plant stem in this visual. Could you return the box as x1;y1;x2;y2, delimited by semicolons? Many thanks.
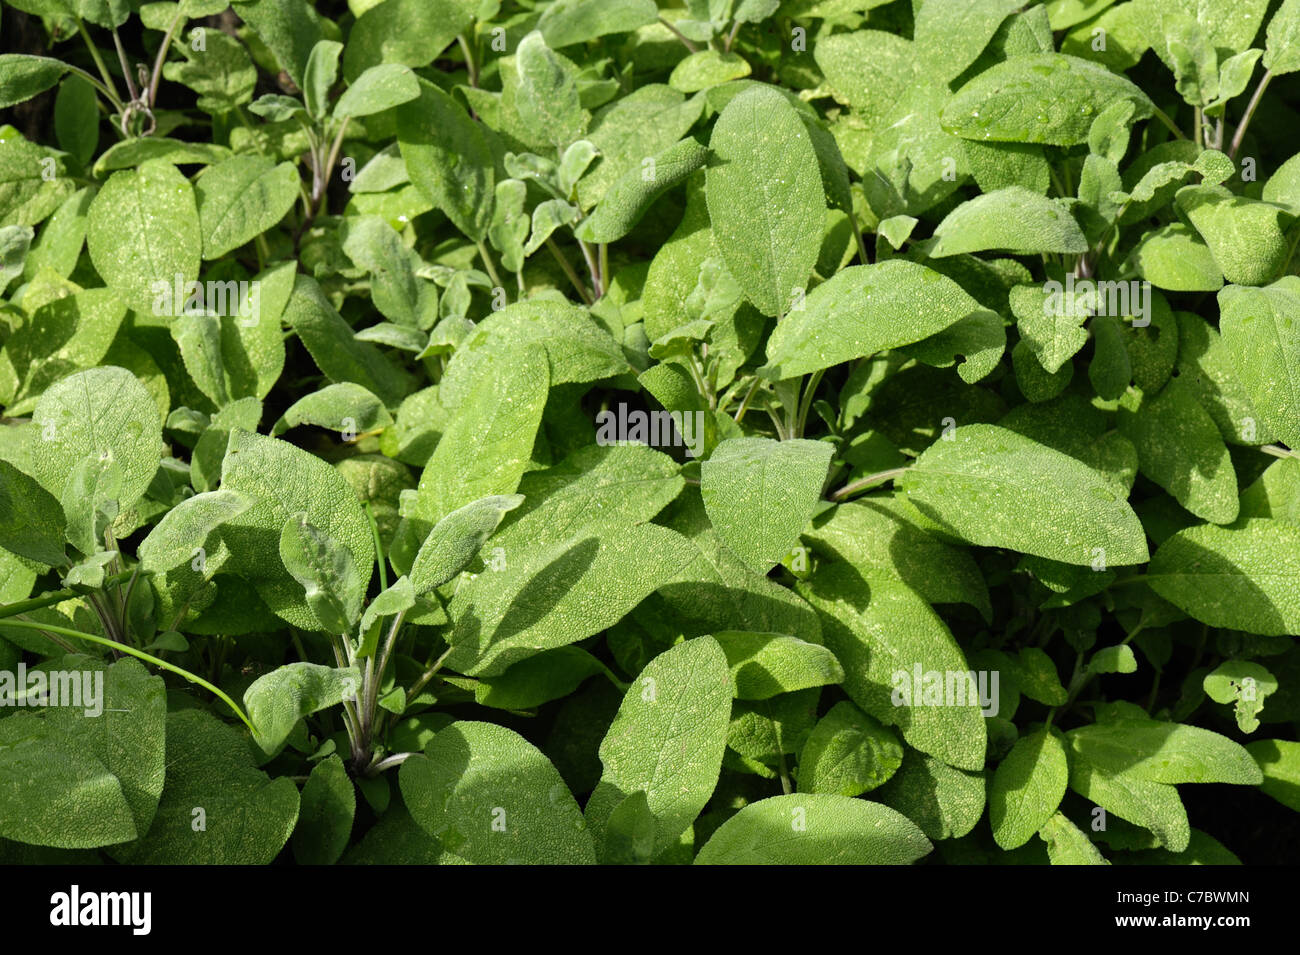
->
407;645;454;702
146;7;185;108
363;501;388;593
576;237;601;297
794;369;823;439
475;239;503;290
1229;68;1272;160
545;237;594;304
725;20;742;52
1150;104;1187;141
1194;105;1203;149
0;571;134;621
1261;444;1298;459
829;466;908;502
1;619;255;733
658;17;698;53
457;33;479;88
77;17;122;107
111;29;139;102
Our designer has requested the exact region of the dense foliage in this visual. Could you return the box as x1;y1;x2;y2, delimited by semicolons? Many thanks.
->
1;0;1299;865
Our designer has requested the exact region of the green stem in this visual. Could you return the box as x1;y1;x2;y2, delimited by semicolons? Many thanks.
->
146;7;185;108
363;501;389;593
457;33;479;88
545;237;594;304
830;467;909;502
0;619;254;733
1229;68;1272;160
1150;104;1187;141
0;571;134;621
795;369;823;439
475;239;503;290
76;16;122;108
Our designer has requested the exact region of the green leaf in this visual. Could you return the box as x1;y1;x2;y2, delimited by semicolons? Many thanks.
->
577;84;703;208
1117;379;1238;524
712;630;843;700
804;499;992;620
282;273;414;407
490;443;685;556
585;637;732;856
137;489;252;573
1089;644;1138;674
514;31;588;151
292;754;355;866
334;63;420;119
358;575;414;641
537;0;657;48
575;138;708;243
1009;283;1089;374
1147;520;1300;636
413;345;548;525
1204;661;1276;733
761;261;986;380
0;657;165;849
54;74;97;167
1177;185;1289;287
1067;718;1263;785
1218;278;1300;450
409;494;524;594
1246;739;1300;810
705;84;825;317
1067;755;1189;850
929;187;1087;257
396;78;494;242
194;156;299;259
445;523;698;676
400;720;595;864
0;459;66;565
700;436;833;574
669;51;752;93
30;366;162;514
59;453;121;556
600;790;656;865
897;424;1149;566
114;709;299;864
695;793;931;865
472;646;607;710
797;568;987;771
220;430;375;631
161;30;256;114
1125;223;1224;291
303;40;342;121
874;749;986;840
272;382;392;439
913;0;1023;83
0;55;70;109
989;727;1069;849
86;160;201;316
1265;0;1300;75
278;513;364;636
341;0;474;82
798;701;903;797
941;53;1153;146
1038;811;1109;864
244;662;361;756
